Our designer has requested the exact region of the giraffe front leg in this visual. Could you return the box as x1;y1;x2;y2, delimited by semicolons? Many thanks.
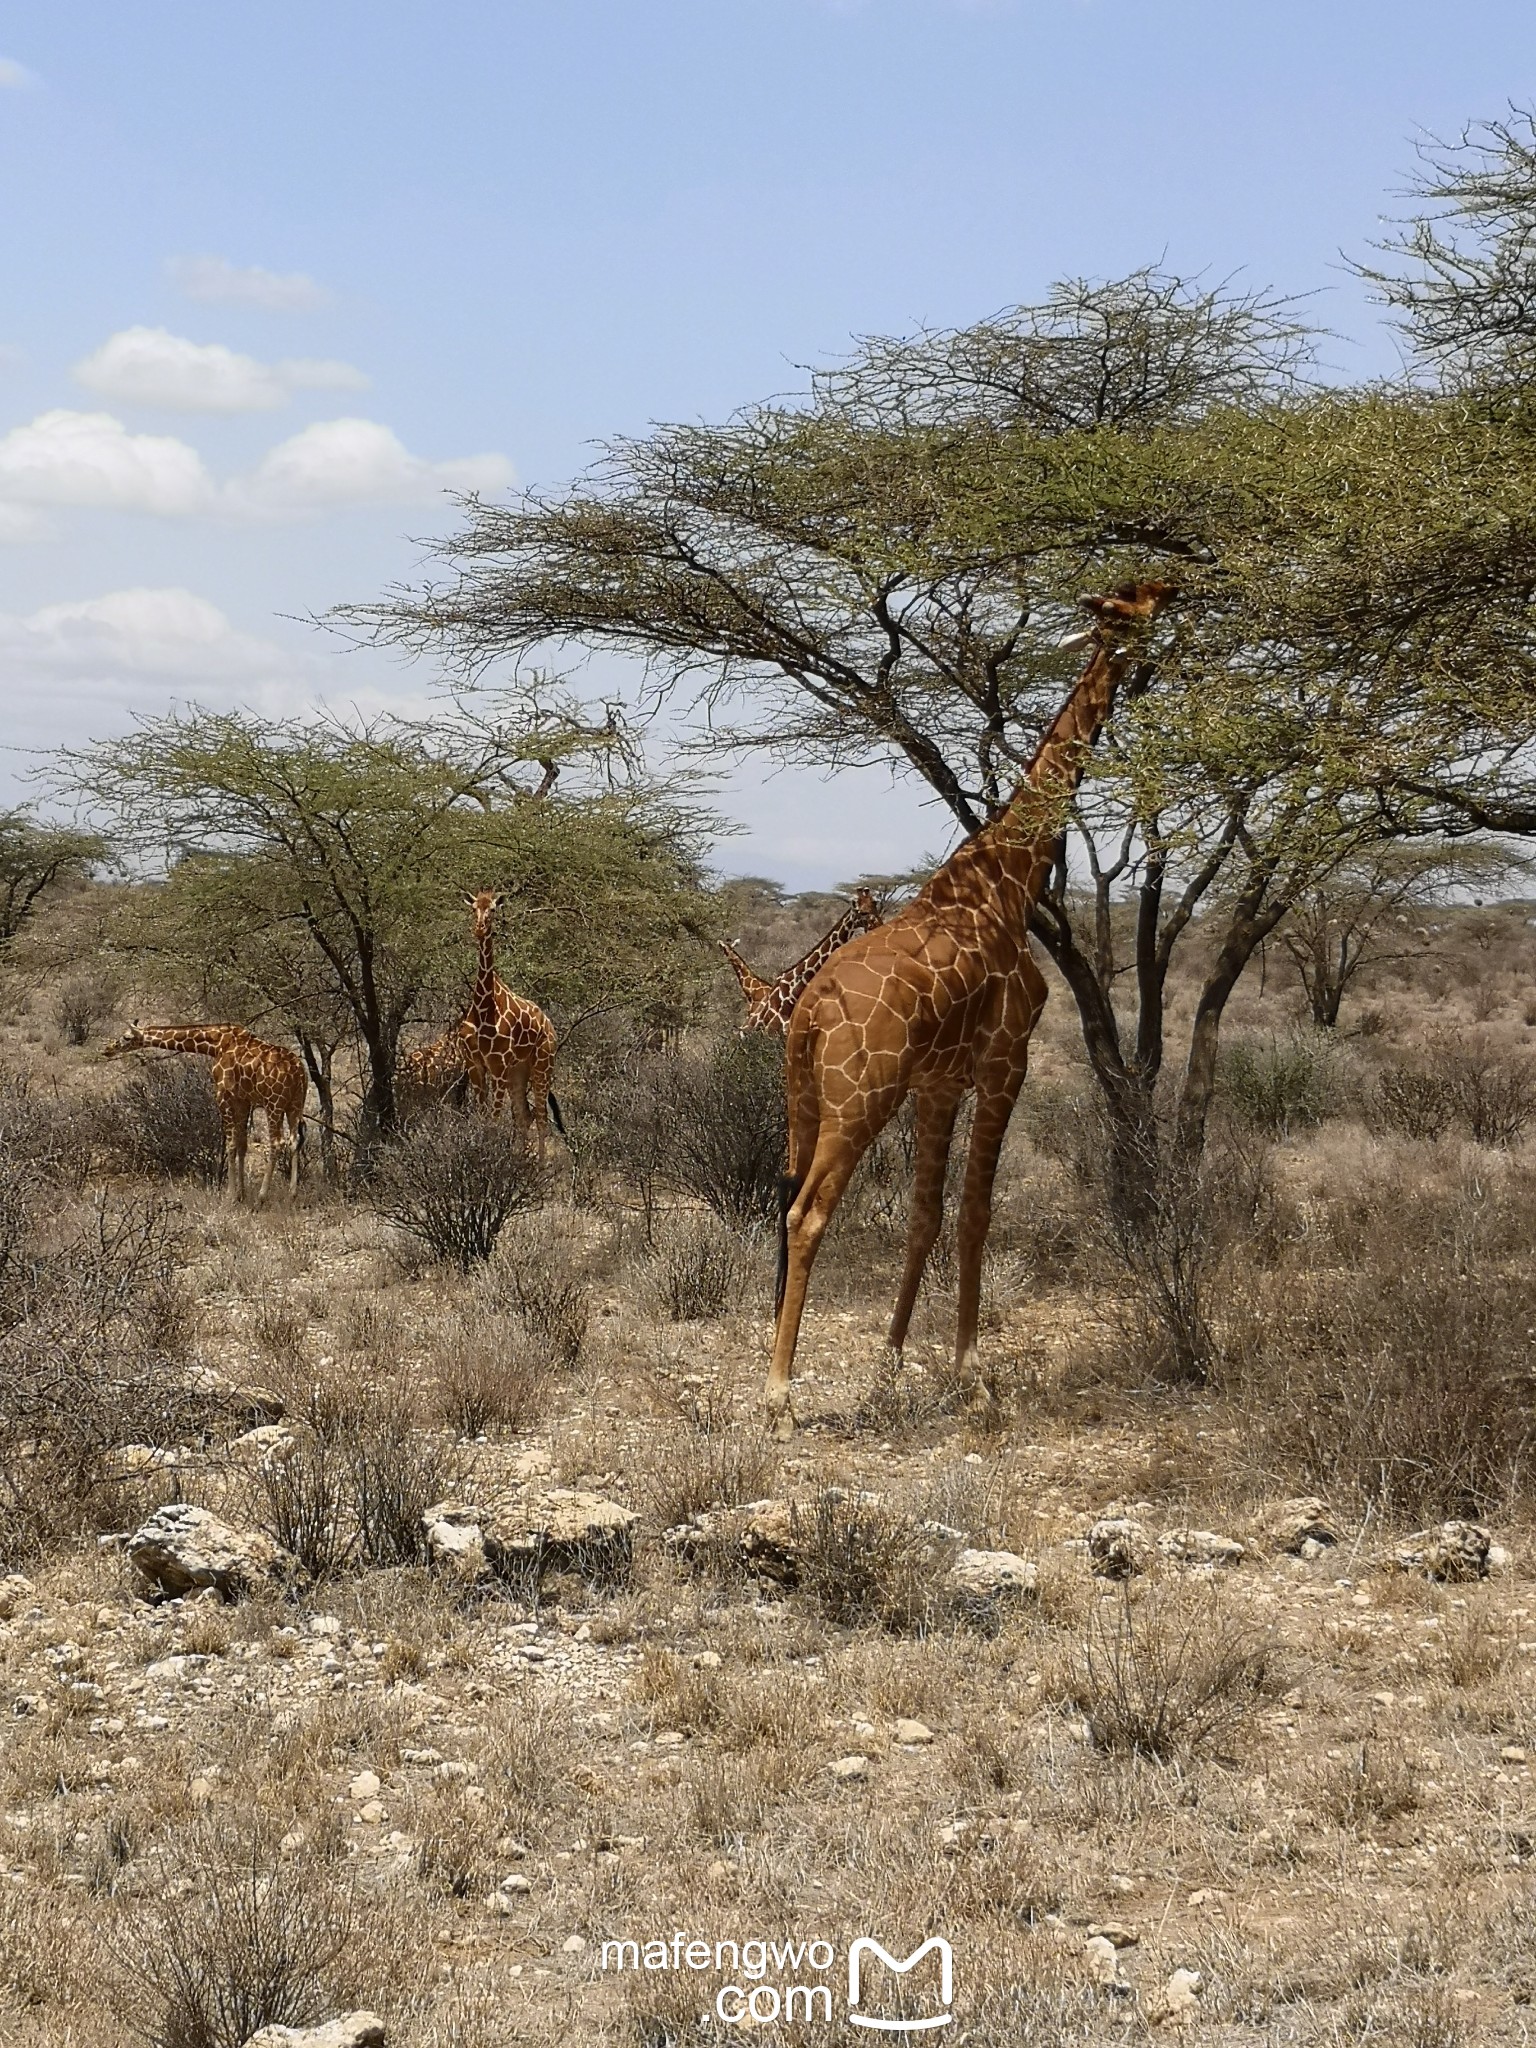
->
254;1109;280;1207
952;1075;1025;1415
765;1137;860;1439
887;1086;962;1355
227;1105;250;1205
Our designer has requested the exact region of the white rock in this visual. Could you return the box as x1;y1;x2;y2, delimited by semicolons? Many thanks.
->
1160;1529;1245;1568
1087;1518;1153;1579
1084;1934;1125;1988
348;1771;381;1802
1150;1967;1203;2026
499;1872;532;1894
127;1504;286;1601
242;2015;386;2048
893;1719;934;1745
1256;1496;1337;1553
562;1934;587;1953
1395;1521;1492;1582
947;1548;1037;1613
830;1754;870;1781
0;1574;34;1621
420;1502;487;1578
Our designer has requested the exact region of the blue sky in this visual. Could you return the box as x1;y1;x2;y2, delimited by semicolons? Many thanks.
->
1;1;1531;885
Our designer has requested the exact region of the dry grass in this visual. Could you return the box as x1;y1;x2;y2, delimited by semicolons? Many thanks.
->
6;892;1536;2044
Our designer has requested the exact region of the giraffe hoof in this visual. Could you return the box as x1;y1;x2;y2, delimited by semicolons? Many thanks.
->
767;1402;796;1443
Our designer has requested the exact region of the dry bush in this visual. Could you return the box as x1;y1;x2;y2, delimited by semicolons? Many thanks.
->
1064;1583;1279;1761
794;1489;958;1634
347;1404;461;1568
54;967;118;1046
371;1110;545;1270
647;1210;754;1321
687;1747;813;1842
106;1058;225;1184
433;1310;554;1436
1373;1037;1536;1147
635;1415;774;1532
1311;1739;1419;1830
1227;1252;1536;1521
490;1211;592;1364
0;1192;203;1562
255;1433;354;1580
1218;1031;1338;1139
111;1825;355;2048
594;1035;786;1228
250;1296;310;1374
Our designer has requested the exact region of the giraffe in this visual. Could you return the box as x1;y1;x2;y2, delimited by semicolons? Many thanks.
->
764;581;1177;1437
104;1023;307;1204
400;1026;470;1106
460;891;563;1160
719;889;883;1039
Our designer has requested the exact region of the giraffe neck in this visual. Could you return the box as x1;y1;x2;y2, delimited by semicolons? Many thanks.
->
468;924;502;1025
719;939;771;1006
926;634;1132;923
132;1025;241;1060
778;904;862;991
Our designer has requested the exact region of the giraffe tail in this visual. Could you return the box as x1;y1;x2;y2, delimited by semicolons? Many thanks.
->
775;1172;804;1316
546;1091;568;1139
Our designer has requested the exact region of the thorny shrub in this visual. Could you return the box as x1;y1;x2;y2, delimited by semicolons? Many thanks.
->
1066;1582;1280;1761
647;1210;754;1321
110;1825;356;2048
105;1057;226;1185
371;1110;545;1270
794;1488;960;1635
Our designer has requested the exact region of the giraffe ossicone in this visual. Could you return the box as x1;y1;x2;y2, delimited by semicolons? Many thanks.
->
764;581;1178;1438
104;1021;307;1205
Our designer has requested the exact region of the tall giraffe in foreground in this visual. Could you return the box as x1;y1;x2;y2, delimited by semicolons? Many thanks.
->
765;582;1177;1436
104;1024;307;1204
719;889;883;1038
459;891;562;1160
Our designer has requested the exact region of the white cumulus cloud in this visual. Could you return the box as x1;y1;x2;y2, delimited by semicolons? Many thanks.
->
73;327;368;412
0;409;512;534
169;255;329;312
0;410;214;517
0;56;37;90
236;417;514;512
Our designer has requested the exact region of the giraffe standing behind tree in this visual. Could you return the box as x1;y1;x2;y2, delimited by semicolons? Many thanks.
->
719;889;883;1039
764;582;1177;1437
459;890;563;1160
104;1023;307;1204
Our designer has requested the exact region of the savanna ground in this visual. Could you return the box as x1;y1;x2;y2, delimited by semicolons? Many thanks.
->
4;883;1536;2047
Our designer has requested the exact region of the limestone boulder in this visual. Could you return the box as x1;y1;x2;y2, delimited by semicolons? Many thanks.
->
243;2016;387;2048
127;1503;288;1601
1087;1517;1153;1580
1395;1520;1493;1582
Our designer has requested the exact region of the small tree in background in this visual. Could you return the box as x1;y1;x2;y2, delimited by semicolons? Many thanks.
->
0;809;108;947
67;695;719;1160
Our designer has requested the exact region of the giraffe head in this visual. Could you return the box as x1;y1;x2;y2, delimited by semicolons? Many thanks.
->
1079;580;1179;635
465;890;504;941
103;1023;145;1058
852;887;881;929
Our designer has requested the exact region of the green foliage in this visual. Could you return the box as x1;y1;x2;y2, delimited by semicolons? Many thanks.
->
67;701;718;1144
1218;1034;1334;1140
0;808;108;946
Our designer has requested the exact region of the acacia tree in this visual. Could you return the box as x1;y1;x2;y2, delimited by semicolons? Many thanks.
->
68;698;717;1157
0;810;109;946
341;271;1536;1210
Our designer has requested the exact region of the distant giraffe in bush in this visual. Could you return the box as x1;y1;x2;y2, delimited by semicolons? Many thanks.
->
720;889;883;1039
104;1023;306;1202
460;891;563;1160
